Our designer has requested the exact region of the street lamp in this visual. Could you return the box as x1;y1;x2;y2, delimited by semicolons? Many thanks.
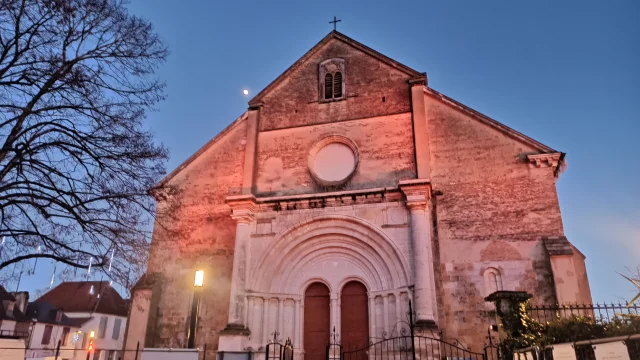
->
86;330;95;360
187;270;204;348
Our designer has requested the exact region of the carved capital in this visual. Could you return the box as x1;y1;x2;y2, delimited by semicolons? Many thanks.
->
405;200;428;211
526;152;563;170
226;194;258;223
399;179;431;210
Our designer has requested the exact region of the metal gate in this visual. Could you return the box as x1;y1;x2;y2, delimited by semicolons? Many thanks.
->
327;301;500;360
266;332;294;360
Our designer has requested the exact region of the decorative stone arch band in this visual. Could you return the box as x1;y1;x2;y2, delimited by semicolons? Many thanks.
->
307;135;359;187
249;215;410;294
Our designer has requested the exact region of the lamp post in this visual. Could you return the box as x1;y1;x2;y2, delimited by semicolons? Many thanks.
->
188;270;204;348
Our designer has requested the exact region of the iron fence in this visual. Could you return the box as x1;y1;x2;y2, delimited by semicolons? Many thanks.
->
0;329;30;338
526;302;640;324
517;334;640;360
0;341;217;360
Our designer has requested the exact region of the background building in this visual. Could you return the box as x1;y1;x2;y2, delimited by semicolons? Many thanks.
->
36;281;128;360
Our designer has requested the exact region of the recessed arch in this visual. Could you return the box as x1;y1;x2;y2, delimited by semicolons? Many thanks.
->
301;277;333;295
249;215;410;294
337;276;370;295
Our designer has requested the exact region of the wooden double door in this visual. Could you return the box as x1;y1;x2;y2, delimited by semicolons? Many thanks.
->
303;281;369;360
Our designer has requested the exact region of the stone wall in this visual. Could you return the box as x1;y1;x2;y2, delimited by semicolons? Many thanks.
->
423;93;565;350
142;117;248;351
255;113;415;196
258;40;412;131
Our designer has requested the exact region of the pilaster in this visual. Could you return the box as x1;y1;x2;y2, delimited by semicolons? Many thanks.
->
399;179;438;328
411;84;431;179
219;195;257;349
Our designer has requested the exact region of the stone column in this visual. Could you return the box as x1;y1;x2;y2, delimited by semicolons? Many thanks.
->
369;296;376;340
400;179;437;327
330;293;339;335
246;296;254;331
294;299;301;348
382;295;390;335
394;291;402;326
299;300;305;352
278;298;285;335
221;195;256;338
262;297;270;344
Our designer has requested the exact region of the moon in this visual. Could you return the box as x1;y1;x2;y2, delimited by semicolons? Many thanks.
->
242;89;249;95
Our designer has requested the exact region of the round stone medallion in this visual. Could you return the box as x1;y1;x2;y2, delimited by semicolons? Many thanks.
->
308;135;359;186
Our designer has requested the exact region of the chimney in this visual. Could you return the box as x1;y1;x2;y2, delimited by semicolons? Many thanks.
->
10;292;29;314
2;300;16;318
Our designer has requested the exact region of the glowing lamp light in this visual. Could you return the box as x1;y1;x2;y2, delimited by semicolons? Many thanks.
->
89;330;95;338
194;270;204;287
242;89;249;96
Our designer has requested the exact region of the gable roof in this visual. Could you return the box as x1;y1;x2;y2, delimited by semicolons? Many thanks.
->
248;30;426;106
153;111;248;190
26;302;90;327
155;32;562;189
0;286;29;323
424;87;558;154
36;281;127;317
0;286;15;302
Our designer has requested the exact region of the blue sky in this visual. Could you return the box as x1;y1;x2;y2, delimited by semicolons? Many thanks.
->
20;0;639;302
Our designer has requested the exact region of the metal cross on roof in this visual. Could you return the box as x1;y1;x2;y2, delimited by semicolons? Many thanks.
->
329;16;341;31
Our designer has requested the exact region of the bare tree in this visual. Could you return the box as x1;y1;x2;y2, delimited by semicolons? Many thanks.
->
0;0;168;289
620;266;640;306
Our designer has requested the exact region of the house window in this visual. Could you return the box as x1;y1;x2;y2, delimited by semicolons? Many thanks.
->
98;316;108;338
108;350;119;360
41;325;53;345
112;318;122;340
319;58;345;101
484;267;504;295
94;349;102;360
61;327;70;346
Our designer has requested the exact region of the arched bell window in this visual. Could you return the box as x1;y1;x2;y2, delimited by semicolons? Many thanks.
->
484;267;504;295
319;58;345;101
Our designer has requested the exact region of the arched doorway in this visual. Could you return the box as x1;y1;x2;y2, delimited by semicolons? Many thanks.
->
304;282;330;360
340;281;369;353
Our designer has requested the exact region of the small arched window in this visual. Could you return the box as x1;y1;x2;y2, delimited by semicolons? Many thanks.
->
333;72;343;98
319;58;345;102
324;74;333;100
484;267;503;295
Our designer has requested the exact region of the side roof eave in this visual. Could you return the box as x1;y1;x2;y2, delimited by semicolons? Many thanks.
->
152;112;248;190
248;31;426;107
424;87;559;154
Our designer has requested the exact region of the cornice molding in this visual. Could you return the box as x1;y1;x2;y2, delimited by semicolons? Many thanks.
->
226;195;258;223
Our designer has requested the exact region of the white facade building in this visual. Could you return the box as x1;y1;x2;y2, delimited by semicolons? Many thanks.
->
34;282;128;360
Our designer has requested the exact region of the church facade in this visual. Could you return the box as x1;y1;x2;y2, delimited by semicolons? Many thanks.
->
123;31;592;358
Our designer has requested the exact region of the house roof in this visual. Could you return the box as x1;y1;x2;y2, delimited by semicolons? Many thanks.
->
0;286;16;302
0;285;29;323
248;30;426;106
36;281;127;317
26;302;89;327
